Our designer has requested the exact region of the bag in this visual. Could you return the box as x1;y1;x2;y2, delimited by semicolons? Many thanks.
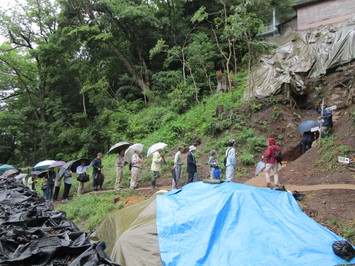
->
129;162;133;171
77;173;90;182
95;173;105;188
274;148;283;164
332;241;355;262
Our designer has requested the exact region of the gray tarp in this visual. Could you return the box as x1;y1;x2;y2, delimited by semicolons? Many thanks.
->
244;17;355;99
91;196;161;266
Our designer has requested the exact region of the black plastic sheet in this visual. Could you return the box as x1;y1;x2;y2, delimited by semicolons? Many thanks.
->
0;177;120;265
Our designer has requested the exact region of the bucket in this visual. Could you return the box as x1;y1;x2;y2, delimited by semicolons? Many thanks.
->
213;169;221;180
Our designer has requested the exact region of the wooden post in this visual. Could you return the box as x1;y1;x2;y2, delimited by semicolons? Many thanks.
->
319;98;324;148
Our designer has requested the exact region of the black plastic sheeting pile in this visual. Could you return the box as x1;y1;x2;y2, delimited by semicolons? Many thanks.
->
0;177;120;265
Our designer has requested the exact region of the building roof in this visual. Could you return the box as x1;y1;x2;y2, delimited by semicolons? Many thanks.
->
293;0;325;9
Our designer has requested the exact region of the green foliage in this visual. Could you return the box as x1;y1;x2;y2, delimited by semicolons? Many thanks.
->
250;102;262;113
315;87;322;93
272;107;282;121
247;136;267;152
58;191;124;231
239;151;255;165
316;136;354;171
342;222;355;243
0;0;286;169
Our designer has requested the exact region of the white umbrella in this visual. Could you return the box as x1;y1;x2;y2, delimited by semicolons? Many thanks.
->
108;142;130;154
254;161;266;177
14;173;28;186
33;160;56;169
124;143;144;162
147;142;168;157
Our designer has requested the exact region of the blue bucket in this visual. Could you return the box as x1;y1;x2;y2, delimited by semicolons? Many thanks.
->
213;169;221;180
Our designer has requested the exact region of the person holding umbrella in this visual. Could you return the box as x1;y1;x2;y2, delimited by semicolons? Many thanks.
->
261;138;282;188
301;131;316;154
92;153;103;192
130;149;143;189
62;169;72;201
27;173;38;190
115;150;125;190
151;149;165;189
76;160;90;194
108;142;130;190
45;167;56;202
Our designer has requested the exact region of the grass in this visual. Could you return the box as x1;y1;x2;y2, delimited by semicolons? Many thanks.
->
316;136;354;171
325;219;355;244
57;190;126;231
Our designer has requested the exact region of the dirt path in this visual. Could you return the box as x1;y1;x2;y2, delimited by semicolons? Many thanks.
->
244;167;355;191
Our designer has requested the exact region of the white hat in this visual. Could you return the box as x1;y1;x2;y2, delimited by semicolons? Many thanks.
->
189;145;196;152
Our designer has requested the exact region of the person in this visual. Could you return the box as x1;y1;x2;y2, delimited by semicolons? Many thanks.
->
115;150;125;190
27;174;37;190
187;145;197;183
130;149;143;189
301;131;315;154
53;175;62;201
41;178;47;196
172;146;184;189
316;102;333;136
92;153;103;191
151;149;165;189
208;150;218;179
262;137;282;187
62;169;72;201
45;167;56;201
225;140;236;182
76;160;89;194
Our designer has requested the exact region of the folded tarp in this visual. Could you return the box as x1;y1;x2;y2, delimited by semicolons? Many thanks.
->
157;182;355;266
91;196;161;266
244;17;355;99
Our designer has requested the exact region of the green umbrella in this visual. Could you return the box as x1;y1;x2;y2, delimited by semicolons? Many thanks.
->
0;164;16;175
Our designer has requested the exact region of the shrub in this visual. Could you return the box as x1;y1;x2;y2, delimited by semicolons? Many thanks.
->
239;151;255;165
247;136;267;152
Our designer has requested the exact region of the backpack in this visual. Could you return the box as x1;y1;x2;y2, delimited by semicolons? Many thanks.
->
273;148;283;164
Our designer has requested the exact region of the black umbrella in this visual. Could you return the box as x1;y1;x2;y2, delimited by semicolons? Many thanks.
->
297;120;319;132
108;142;130;154
38;171;48;178
58;158;91;181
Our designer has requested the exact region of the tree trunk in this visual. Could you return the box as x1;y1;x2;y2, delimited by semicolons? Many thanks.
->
105;40;149;103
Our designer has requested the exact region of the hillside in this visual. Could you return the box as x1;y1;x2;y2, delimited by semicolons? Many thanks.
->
56;61;355;245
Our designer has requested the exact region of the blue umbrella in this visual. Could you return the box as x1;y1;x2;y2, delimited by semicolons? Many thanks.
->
0;164;16;175
297;120;319;132
30;171;42;175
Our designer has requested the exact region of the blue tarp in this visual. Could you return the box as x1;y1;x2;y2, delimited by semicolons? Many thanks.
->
157;182;354;266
